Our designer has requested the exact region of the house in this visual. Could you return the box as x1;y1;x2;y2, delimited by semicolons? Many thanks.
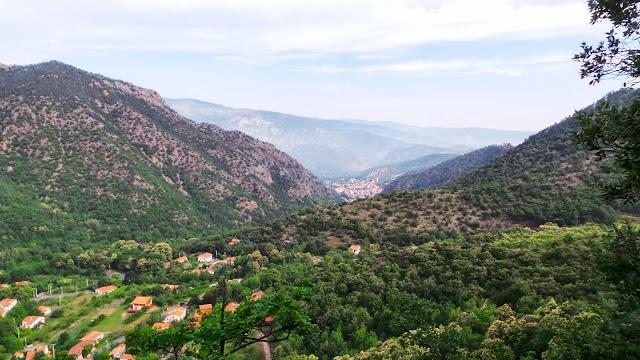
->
153;322;170;331
197;252;213;263
24;344;50;360
37;306;52;317
131;296;152;311
0;283;9;288
0;298;18;317
349;244;362;255
21;316;45;329
96;285;117;295
228;238;240;246
251;291;264;301
68;341;92;360
224;302;239;313
110;343;127;359
14;281;31;286
199;304;213;314
222;256;236;266
121;354;134;360
81;331;105;344
175;256;189;264
163;284;179;291
13;352;24;359
163;306;187;323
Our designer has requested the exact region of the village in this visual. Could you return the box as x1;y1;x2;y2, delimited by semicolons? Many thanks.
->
0;238;366;360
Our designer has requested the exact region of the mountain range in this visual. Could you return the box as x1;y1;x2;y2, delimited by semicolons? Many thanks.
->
165;98;532;178
0;61;335;244
384;144;513;192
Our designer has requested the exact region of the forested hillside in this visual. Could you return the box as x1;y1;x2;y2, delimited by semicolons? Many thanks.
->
0;61;335;246
357;153;458;184
384;144;512;192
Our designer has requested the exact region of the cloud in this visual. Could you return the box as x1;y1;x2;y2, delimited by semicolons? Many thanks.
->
0;0;592;63
309;54;572;76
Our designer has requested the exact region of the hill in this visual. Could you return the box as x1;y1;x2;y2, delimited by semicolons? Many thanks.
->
241;89;640;250
356;153;458;184
384;144;513;192
166;98;531;177
0;61;335;245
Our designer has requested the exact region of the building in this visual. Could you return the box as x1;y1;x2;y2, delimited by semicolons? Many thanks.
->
110;343;127;359
14;281;31;286
163;284;179;291
349;244;362;255
251;291;264;301
131;296;153;311
228;238;240;246
163;306;187;323
24;344;50;360
96;285;117;295
175;256;189;264
21;316;45;329
153;322;171;331
0;298;18;317
199;304;213;314
224;302;239;313
81;331;105;344
37;306;52;317
197;252;213;263
68;341;91;360
222;256;236;266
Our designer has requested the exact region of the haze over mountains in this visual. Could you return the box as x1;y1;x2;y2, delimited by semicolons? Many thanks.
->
166;98;533;178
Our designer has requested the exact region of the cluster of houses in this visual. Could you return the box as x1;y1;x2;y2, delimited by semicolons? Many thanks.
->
0;297;18;317
179;250;237;275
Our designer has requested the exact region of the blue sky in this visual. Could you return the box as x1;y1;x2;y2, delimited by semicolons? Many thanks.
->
0;0;624;131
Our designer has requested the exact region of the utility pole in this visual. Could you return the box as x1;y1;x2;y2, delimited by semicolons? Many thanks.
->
52;343;55;358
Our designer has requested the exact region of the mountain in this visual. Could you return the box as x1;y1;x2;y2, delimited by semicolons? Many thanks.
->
245;89;640;248
357;153;458;184
165;98;532;178
384;144;513;192
0;61;335;244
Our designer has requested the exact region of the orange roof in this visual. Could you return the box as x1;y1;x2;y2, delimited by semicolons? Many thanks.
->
68;341;91;356
81;331;104;343
122;354;135;360
21;316;44;327
14;281;31;286
264;315;274;323
224;302;239;313
199;304;213;313
25;351;36;360
165;307;186;318
198;252;212;259
131;296;153;306
110;343;126;357
175;256;188;263
153;322;171;330
37;306;51;315
251;291;264;301
96;285;117;294
0;298;17;308
14;352;24;358
228;238;240;246
163;284;179;290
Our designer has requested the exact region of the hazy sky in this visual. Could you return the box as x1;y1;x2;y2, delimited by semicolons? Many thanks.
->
0;0;624;131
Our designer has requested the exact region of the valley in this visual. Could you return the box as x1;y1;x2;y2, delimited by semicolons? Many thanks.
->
2;2;640;357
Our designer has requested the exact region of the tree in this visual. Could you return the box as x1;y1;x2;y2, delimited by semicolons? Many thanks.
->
127;286;314;359
574;1;640;203
575;1;640;85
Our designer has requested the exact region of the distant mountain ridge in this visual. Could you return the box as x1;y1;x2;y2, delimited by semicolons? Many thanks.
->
0;61;335;244
166;98;532;178
357;153;459;184
384;144;513;192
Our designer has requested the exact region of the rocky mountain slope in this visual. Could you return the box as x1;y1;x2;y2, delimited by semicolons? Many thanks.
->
384;144;513;192
244;89;639;248
0;61;335;243
166;98;531;178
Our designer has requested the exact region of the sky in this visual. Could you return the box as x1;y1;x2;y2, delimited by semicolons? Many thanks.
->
0;0;625;131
